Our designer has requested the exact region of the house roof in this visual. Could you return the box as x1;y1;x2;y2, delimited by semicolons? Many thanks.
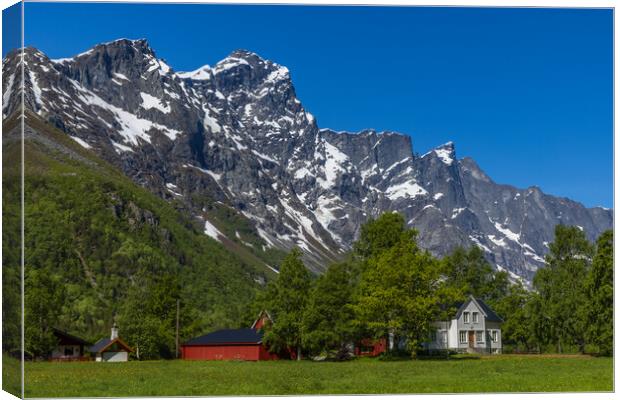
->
455;296;503;323
89;338;112;353
183;328;263;346
251;310;273;329
475;298;504;323
88;337;133;353
53;328;90;345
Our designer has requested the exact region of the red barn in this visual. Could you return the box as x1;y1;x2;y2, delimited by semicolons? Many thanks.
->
181;311;280;361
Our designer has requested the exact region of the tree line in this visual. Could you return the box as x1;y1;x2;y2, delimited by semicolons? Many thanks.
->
255;213;613;359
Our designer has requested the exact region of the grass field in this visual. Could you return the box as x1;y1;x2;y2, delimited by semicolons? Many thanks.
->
2;355;21;398
21;354;612;397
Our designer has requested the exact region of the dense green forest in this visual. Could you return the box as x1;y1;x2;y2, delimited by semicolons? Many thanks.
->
3;114;272;359
258;213;613;358
3;115;613;361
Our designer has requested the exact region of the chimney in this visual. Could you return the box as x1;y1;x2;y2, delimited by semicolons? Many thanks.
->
111;323;119;340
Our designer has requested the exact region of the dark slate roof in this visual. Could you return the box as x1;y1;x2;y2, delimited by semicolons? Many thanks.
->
53;328;90;345
89;338;112;353
475;298;504;323
184;328;263;346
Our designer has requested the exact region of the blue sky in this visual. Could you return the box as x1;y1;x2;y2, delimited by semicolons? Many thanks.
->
2;2;21;56
18;4;613;208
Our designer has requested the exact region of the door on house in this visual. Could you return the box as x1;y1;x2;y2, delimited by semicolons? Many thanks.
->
468;331;475;348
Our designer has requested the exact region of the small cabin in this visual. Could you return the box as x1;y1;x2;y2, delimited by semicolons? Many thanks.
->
51;328;90;361
89;323;133;362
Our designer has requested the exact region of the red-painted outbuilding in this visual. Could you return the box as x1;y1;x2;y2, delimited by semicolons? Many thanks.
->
354;338;387;357
181;311;281;361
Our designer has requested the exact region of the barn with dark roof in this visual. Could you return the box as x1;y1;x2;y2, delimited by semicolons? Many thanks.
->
181;311;280;361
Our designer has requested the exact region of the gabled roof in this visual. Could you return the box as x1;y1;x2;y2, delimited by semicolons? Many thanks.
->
89;338;112;353
251;310;273;329
455;295;503;323
53;328;90;345
183;328;263;346
475;298;504;323
88;337;133;353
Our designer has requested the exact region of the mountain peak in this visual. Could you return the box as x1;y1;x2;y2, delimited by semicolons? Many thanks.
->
176;64;212;80
421;141;456;165
101;37;151;49
215;49;265;69
436;141;454;150
229;49;262;60
459;157;491;183
96;38;156;58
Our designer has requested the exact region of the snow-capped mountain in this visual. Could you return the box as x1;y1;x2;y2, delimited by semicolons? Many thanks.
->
3;38;612;282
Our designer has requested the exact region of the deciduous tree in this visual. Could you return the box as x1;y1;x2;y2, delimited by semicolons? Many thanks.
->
302;262;356;357
585;230;613;355
533;225;593;353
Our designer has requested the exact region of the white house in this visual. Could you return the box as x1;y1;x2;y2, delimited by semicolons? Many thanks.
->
425;295;503;354
89;323;133;362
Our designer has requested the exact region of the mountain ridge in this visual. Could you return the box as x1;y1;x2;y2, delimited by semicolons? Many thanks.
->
2;39;612;283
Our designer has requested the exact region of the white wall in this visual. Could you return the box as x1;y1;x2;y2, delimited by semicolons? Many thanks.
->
102;351;128;362
456;300;487;349
448;318;458;348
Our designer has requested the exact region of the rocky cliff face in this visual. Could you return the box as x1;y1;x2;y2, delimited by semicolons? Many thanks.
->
3;39;612;281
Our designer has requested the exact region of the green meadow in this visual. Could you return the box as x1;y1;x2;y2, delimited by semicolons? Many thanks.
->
20;355;612;397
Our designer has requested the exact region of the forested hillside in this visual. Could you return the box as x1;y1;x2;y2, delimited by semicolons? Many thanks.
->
3;112;271;359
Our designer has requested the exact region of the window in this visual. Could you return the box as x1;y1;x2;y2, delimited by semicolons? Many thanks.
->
463;312;470;323
430;330;437;342
459;331;467;343
491;330;499;343
473;312;479;323
441;331;447;344
476;331;484;343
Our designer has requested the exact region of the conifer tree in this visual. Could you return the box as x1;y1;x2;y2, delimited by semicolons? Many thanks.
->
302;262;355;357
263;248;311;360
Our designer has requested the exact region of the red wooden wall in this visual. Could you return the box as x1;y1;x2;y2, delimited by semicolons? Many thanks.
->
354;338;387;357
181;344;280;361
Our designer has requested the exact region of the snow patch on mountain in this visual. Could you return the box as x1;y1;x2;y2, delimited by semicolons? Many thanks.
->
434;144;454;165
70;79;181;143
70;136;92;149
319;140;349;189
204;220;225;243
140;92;171;113
386;180;427;200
